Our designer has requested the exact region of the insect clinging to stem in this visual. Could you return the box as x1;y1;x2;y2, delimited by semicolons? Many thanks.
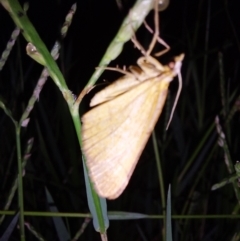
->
81;0;184;199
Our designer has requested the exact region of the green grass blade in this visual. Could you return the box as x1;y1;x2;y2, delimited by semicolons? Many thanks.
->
83;159;109;233
166;185;172;241
1;0;73;105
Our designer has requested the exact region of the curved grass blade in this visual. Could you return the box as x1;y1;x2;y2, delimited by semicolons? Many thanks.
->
0;0;74;105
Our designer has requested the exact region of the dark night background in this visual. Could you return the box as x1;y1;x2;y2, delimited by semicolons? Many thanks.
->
1;0;240;240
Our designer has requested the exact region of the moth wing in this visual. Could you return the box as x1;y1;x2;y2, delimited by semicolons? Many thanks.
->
90;72;142;107
90;55;173;107
82;74;171;199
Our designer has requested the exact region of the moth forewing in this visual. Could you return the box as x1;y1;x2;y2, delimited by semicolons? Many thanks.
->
90;73;141;107
81;55;183;199
90;56;167;107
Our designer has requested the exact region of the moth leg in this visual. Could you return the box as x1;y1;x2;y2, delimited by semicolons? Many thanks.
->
131;0;170;57
146;0;160;56
131;30;147;56
143;21;170;57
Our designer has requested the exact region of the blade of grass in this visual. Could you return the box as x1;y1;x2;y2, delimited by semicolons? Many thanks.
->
166;185;172;241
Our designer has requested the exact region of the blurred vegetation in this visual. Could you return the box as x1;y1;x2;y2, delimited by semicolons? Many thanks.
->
0;0;240;240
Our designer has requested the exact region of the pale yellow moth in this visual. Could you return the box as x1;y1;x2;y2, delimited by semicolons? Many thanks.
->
81;1;184;199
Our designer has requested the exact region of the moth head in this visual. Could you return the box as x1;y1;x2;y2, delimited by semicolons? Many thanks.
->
169;53;185;75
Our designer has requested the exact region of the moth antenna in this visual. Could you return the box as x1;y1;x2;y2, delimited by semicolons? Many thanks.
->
166;71;182;130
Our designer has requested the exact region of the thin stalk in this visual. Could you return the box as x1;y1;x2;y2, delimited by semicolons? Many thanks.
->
152;130;166;241
16;126;24;240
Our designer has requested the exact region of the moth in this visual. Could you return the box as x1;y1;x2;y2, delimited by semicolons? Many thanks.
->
81;1;184;199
